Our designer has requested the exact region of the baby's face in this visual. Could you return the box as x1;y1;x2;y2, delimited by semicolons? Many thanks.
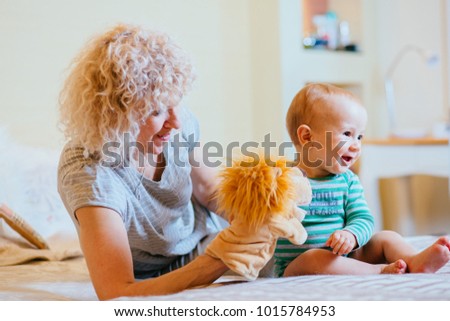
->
304;96;367;178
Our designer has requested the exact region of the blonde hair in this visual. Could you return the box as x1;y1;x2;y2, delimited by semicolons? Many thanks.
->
215;154;299;230
286;83;360;146
59;24;195;157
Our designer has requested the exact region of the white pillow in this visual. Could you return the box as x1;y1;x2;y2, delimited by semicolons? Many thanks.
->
0;127;75;239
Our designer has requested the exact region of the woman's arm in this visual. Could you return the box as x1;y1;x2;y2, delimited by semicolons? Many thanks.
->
189;142;221;213
76;206;228;300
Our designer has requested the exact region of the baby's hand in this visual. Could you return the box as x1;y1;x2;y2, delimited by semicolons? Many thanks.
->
325;230;357;255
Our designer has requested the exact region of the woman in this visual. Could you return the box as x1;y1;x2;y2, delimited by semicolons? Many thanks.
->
58;24;228;300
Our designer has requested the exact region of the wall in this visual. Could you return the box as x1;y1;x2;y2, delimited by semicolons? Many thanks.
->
260;0;377;148
374;0;449;137
0;0;254;149
1;0;448;151
251;0;448;143
248;0;284;144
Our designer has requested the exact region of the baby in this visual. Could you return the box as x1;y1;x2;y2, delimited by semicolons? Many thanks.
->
274;83;450;277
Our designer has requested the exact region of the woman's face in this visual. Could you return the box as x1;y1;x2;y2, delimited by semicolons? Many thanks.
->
137;105;182;156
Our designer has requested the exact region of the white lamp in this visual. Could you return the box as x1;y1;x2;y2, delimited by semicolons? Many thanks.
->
384;45;439;137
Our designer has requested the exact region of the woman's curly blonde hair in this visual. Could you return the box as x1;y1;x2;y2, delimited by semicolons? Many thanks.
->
59;24;195;157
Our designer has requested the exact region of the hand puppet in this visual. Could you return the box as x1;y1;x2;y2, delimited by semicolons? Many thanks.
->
205;155;311;280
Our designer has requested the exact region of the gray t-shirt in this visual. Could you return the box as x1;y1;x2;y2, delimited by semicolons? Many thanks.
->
57;108;223;278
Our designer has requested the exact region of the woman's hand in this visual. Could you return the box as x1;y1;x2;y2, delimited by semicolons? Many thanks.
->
325;230;357;256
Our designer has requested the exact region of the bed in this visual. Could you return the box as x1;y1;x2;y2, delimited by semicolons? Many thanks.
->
1;129;449;301
1;233;449;301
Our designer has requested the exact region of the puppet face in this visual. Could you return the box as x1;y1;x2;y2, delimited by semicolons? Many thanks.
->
216;156;313;229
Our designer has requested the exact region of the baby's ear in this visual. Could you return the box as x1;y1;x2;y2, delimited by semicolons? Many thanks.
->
297;124;312;144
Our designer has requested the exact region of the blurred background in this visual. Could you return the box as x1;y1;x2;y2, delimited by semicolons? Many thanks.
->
0;0;449;235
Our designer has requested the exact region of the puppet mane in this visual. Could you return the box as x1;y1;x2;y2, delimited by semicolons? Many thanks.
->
215;155;298;230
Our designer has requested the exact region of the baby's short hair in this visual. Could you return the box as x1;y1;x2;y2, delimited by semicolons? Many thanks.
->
286;83;359;146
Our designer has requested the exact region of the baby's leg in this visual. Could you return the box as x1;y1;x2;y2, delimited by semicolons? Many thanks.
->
283;248;406;277
350;231;450;273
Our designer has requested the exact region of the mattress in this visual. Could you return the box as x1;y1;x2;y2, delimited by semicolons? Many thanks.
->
0;234;449;301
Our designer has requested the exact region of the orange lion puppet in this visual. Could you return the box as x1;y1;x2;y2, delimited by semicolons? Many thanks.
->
205;154;311;280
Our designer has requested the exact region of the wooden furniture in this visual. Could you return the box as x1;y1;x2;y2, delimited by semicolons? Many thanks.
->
359;137;449;231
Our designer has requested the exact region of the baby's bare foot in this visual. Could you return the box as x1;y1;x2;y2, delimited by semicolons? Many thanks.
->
407;236;450;273
381;259;407;274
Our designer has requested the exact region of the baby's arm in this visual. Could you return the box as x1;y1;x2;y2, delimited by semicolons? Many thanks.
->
341;172;374;250
326;173;374;256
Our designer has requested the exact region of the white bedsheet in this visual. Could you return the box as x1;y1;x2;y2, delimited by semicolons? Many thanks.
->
0;235;449;301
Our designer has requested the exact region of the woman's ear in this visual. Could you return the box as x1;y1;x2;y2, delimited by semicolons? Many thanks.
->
296;124;312;145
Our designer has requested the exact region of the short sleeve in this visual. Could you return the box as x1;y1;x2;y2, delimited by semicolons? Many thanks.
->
179;107;200;153
57;146;128;224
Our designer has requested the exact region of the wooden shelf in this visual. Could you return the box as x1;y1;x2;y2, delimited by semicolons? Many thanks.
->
302;0;363;51
364;137;449;146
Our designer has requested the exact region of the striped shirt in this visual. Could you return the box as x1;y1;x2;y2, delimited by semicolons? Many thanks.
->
57;108;224;279
274;170;374;276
